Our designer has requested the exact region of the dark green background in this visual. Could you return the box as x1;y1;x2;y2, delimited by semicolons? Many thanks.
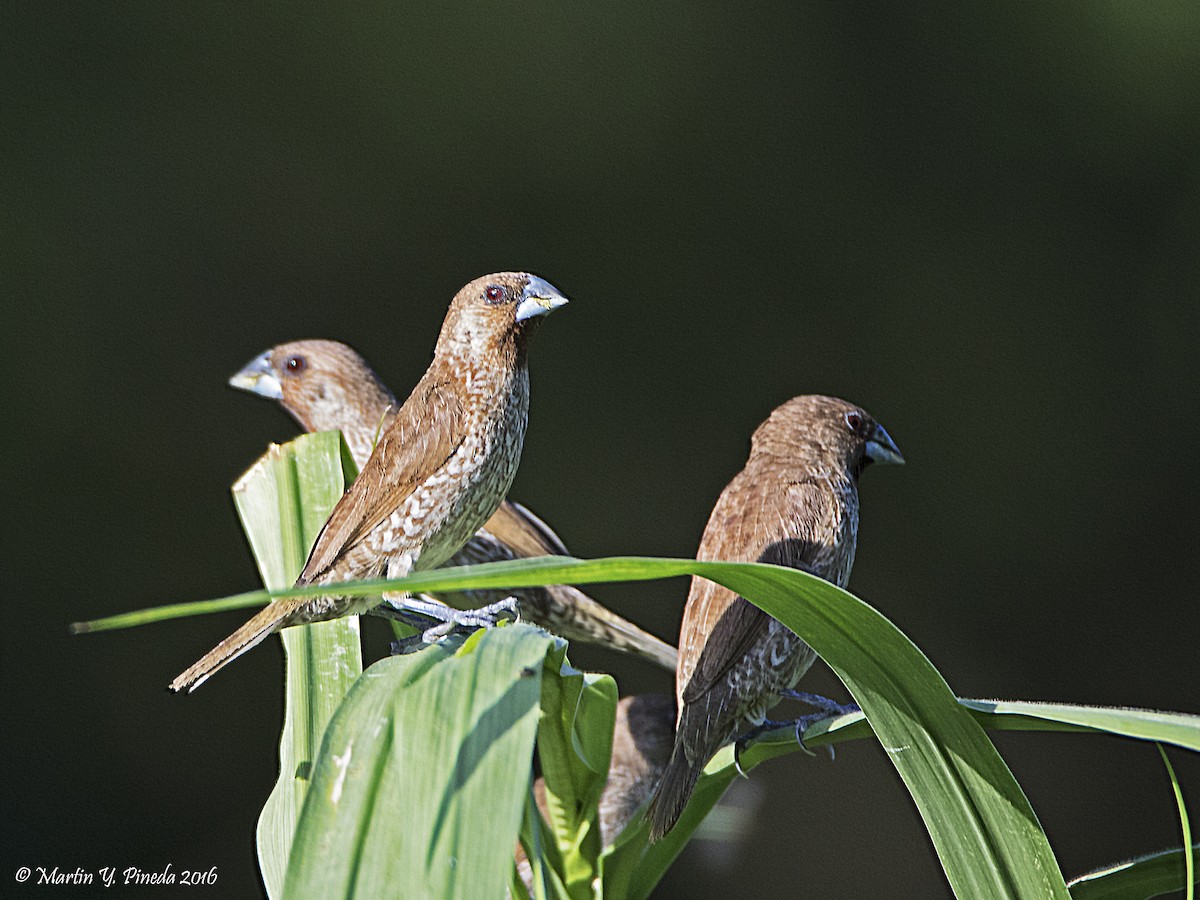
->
4;3;1198;897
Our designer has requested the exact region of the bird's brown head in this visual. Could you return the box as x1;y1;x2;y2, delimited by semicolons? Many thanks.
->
751;394;905;480
435;272;569;362
229;339;396;435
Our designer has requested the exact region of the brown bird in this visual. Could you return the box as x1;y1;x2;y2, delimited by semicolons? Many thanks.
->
515;694;677;890
228;338;677;671
647;395;904;840
170;272;568;692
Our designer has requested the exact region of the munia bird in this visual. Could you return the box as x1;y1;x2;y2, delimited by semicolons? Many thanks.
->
647;395;904;840
169;272;568;692
516;694;676;890
226;338;677;671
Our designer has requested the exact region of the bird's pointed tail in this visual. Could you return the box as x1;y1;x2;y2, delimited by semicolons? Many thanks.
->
168;602;293;693
549;585;679;672
646;741;704;842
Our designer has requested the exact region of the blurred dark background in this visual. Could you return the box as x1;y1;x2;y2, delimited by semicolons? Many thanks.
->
4;3;1198;897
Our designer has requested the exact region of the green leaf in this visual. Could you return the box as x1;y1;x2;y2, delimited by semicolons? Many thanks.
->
534;641;617;899
230;433;364;898
284;625;554;900
1069;843;1200;900
959;700;1200;751
602;701;1200;900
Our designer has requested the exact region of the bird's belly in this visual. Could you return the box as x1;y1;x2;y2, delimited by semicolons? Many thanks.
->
736;622;817;727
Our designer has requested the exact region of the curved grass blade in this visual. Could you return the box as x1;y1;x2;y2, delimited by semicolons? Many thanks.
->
1157;744;1193;900
1069;843;1200;900
284;625;554;899
606;701;1200;900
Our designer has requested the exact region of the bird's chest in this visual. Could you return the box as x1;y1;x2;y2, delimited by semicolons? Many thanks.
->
385;371;529;571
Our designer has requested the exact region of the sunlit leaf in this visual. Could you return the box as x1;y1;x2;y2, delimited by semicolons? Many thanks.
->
229;433;363;898
284;625;553;899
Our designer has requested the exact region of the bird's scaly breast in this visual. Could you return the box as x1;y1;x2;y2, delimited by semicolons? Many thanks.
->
398;365;530;572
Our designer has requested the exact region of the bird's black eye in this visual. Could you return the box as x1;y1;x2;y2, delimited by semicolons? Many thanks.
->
285;355;307;375
484;285;506;304
844;411;863;433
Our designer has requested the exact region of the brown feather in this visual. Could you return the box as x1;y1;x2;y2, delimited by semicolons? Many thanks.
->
227;337;677;671
647;395;902;840
298;378;465;583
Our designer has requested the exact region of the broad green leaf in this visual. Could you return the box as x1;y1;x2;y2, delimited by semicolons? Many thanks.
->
1069;844;1200;899
230;433;363;898
284;625;554;899
534;641;617;899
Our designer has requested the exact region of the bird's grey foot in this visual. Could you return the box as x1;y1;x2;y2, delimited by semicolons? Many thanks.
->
382;595;520;647
388;598;521;654
780;690;859;719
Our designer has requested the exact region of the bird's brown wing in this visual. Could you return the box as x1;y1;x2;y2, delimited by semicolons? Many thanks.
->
482;500;569;557
680;479;829;704
299;377;466;582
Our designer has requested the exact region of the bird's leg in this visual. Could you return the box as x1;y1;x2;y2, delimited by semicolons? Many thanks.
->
379;593;521;646
780;689;860;719
731;701;851;776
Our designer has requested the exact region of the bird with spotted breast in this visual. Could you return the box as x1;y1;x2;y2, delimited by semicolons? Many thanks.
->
169;272;568;692
647;395;904;840
228;339;677;671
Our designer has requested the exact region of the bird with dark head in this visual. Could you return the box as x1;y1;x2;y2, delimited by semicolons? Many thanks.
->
647;395;904;840
170;272;568;692
227;338;678;672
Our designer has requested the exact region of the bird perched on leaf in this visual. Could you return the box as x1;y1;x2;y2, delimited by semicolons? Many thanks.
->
170;272;568;692
228;338;677;671
647;395;904;840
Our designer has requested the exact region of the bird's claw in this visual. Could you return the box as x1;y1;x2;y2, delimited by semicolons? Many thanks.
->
381;595;520;652
732;718;796;775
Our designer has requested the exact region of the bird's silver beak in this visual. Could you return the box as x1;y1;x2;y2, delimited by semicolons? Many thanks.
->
229;351;283;400
514;275;570;322
865;422;905;466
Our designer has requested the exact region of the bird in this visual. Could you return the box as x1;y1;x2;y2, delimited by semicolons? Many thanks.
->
600;693;678;842
170;272;568;692
515;694;677;890
646;395;904;840
228;338;677;671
